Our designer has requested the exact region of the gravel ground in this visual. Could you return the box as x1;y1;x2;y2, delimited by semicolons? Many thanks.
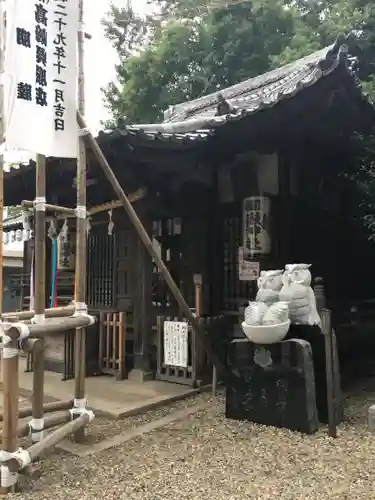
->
66;391;213;445
6;388;375;500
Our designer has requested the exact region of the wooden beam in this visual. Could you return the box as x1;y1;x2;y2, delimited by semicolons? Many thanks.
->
22;200;76;217
0;399;74;423
88;188;147;216
2;305;75;321
5;315;95;340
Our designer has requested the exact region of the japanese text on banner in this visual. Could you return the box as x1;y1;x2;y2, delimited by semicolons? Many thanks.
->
5;0;78;158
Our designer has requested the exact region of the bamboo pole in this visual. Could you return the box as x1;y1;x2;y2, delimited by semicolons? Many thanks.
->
5;413;90;473
74;0;88;442
77;112;230;382
0;399;73;423
31;154;47;443
0;338;19;493
16;410;73;439
2;305;75;321
5;315;94;341
0;3;19;493
21;200;76;217
88;189;147;215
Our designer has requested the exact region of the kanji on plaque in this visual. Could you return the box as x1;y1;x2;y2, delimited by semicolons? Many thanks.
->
163;321;188;368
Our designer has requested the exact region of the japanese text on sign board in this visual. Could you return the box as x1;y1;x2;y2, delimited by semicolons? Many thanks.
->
163;321;188;368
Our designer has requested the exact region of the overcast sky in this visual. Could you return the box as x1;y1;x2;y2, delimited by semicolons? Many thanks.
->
85;0;149;132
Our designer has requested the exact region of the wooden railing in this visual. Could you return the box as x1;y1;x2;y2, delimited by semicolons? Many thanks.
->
99;311;133;380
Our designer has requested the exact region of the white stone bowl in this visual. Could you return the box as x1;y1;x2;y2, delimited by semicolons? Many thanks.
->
241;320;291;344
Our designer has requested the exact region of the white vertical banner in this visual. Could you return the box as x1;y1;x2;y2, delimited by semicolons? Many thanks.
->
5;0;78;158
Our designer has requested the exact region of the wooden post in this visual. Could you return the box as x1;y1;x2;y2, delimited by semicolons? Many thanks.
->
193;273;205;387
0;338;19;493
314;277;326;315
0;3;19;493
74;0;87;442
77;112;230;382
321;308;337;438
131;216;153;382
194;274;202;319
31;154;46;443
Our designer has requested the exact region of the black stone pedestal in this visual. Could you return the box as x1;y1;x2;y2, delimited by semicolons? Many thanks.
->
286;325;343;424
225;339;319;434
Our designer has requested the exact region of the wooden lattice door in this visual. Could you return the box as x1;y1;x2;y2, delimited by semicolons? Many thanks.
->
222;209;254;314
87;231;117;309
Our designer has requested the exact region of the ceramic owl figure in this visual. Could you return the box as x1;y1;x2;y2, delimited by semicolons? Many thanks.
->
256;269;283;306
244;301;269;326
279;264;321;326
262;301;289;325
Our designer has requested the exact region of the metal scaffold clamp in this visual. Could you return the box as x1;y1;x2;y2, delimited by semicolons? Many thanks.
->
0;321;30;357
0;448;31;487
29;417;44;442
72;302;95;325
33;196;46;212
75;205;87;220
69;398;95;422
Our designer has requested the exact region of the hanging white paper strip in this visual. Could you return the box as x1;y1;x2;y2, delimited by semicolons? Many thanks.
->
5;0;78;158
163;321;188;368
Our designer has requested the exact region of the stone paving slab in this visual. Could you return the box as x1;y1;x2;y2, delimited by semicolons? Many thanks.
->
0;358;198;419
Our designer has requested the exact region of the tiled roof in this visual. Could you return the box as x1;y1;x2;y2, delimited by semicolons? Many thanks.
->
97;126;213;145
128;38;363;136
162;45;341;124
3;214;23;229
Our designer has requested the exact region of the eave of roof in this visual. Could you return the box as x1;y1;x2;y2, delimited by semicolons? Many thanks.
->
96;126;213;147
126;37;371;136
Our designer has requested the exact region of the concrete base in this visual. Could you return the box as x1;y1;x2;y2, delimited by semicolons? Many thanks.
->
127;368;154;383
1;358;199;420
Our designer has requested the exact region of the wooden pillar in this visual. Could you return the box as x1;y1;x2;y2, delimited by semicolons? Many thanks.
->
129;213;153;382
74;0;88;442
31;154;46;444
278;150;291;264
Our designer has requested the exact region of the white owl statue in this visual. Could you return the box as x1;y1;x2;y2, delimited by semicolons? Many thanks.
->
279;263;321;326
256;269;283;306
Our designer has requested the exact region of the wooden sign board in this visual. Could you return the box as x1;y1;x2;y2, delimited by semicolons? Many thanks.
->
242;196;271;255
163;321;188;368
238;247;259;281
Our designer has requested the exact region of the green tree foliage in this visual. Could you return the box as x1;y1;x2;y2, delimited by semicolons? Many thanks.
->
103;0;375;126
102;0;298;125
